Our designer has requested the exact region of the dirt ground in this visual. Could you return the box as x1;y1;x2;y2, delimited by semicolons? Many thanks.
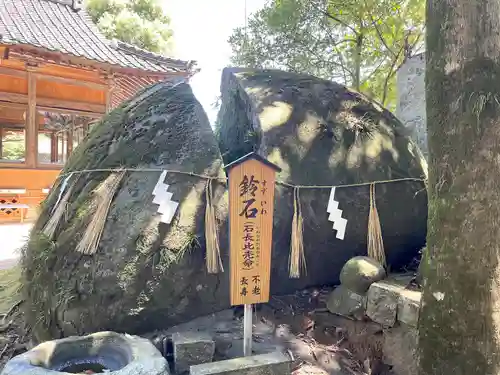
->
0;266;387;375
0;266;30;371
156;288;388;375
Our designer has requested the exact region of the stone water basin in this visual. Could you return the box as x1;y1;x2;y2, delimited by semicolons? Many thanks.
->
0;331;168;375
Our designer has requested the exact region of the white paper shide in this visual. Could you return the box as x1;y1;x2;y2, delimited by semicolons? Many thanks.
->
327;187;347;240
152;171;179;224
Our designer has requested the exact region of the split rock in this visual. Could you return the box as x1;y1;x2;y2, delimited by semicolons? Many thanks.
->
22;68;428;340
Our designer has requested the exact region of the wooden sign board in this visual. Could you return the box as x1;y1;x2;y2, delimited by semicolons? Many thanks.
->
226;153;281;306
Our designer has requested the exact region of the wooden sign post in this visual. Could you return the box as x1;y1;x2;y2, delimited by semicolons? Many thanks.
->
225;152;281;356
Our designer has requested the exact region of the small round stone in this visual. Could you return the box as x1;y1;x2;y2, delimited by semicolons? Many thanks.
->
340;256;386;294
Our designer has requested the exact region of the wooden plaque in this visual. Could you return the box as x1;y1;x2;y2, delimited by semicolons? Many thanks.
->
226;153;280;306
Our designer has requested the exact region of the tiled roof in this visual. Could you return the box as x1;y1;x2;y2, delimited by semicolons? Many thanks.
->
0;0;192;74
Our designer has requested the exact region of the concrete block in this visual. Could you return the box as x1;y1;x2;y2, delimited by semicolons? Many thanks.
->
172;332;215;374
366;281;400;327
397;289;421;327
190;351;291;375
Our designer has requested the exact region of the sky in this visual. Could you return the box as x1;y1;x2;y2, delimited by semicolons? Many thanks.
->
164;0;266;124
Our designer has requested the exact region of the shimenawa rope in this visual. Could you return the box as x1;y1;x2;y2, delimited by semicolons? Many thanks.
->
49;167;424;273
56;167;425;190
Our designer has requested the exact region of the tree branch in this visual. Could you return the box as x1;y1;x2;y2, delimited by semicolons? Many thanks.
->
287;31;355;78
310;3;359;35
361;57;389;83
362;0;401;60
408;31;424;57
381;42;405;104
372;21;398;59
332;38;358;46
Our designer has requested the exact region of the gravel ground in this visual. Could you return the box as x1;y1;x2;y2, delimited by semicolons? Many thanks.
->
0;224;31;270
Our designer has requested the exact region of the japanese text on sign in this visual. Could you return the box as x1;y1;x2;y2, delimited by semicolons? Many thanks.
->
239;275;262;297
228;156;278;306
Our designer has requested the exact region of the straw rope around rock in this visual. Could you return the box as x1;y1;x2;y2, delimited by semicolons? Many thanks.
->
53;167;423;269
76;170;126;255
367;183;386;266
57;168;425;190
205;178;223;273
289;187;306;278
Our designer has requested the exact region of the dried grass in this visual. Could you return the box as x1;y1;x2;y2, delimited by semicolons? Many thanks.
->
205;179;223;273
76;170;126;255
367;183;386;266
289;187;306;278
42;175;79;239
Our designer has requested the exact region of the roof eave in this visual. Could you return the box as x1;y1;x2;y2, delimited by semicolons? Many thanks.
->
4;42;192;77
224;152;282;172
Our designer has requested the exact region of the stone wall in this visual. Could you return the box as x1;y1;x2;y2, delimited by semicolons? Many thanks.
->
327;277;421;375
396;53;427;157
367;281;420;375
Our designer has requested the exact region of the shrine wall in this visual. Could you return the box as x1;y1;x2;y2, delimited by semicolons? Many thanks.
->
396;53;428;158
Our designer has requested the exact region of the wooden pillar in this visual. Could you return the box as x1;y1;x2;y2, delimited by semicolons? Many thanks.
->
61;132;66;163
25;66;37;167
83;123;89;138
0;126;3;159
105;75;115;113
67;115;74;156
50;132;57;163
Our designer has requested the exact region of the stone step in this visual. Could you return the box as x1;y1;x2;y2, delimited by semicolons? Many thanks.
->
189;351;291;375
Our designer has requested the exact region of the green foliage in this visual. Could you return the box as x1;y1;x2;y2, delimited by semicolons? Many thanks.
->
229;0;424;109
85;0;173;53
2;144;25;161
1;131;25;160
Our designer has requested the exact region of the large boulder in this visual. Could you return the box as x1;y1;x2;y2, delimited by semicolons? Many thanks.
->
22;79;231;340
217;68;427;294
22;69;427;340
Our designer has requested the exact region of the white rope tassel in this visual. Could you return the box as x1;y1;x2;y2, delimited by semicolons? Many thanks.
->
52;173;73;214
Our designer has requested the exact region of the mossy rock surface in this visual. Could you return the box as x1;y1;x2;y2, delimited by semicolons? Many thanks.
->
340;256;386;294
22;79;230;340
217;68;427;293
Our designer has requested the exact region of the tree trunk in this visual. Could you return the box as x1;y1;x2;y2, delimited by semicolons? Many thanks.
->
353;33;363;91
419;0;500;374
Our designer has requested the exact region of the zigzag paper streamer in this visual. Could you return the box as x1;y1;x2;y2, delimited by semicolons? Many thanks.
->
327;187;347;240
152;171;179;224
